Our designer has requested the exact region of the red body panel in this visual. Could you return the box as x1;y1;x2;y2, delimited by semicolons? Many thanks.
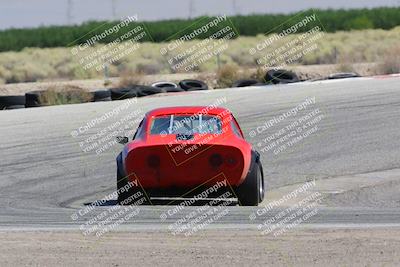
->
121;106;252;188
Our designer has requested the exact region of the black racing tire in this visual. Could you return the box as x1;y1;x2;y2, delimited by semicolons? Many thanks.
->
232;79;260;88
4;105;25;110
328;72;360;80
151;81;178;89
235;151;264;206
25;91;42;107
135;86;163;97
264;69;299;84
92;90;111;102
116;153;149;205
110;87;139;100
116;153;134;205
179;79;208;91
161;87;185;93
111;85;162;100
258;162;265;202
0;95;26;110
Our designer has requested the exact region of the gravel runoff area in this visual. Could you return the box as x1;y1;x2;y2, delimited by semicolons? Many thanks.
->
1;228;400;266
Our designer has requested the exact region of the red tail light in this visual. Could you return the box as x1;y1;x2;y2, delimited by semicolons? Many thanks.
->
209;154;223;168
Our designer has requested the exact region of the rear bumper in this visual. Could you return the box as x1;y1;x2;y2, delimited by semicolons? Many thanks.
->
124;144;248;188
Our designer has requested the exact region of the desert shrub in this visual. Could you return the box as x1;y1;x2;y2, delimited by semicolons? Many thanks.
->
335;52;357;72
377;45;400;74
6;62;54;83
216;64;239;88
39;85;92;105
118;70;145;87
0;65;12;83
250;67;265;81
136;62;164;75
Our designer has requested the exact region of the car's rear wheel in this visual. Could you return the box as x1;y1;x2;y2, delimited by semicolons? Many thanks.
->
259;164;265;203
116;160;133;205
235;151;264;206
116;153;139;205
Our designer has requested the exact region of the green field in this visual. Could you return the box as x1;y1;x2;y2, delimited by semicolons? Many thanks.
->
0;7;399;52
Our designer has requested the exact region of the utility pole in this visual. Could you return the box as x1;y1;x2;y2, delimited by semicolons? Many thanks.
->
232;0;239;15
188;0;195;19
112;0;117;20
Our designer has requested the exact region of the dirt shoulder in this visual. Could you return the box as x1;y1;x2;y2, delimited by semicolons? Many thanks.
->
1;228;399;266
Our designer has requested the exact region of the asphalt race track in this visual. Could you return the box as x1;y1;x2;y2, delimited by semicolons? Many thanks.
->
1;76;400;231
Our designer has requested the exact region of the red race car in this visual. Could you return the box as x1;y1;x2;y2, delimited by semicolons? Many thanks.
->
115;106;265;206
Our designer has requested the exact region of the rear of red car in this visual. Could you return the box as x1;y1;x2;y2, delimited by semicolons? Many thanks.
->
117;106;264;205
122;107;251;192
125;137;250;190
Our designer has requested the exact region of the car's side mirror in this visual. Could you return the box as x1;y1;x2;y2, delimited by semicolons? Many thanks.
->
116;136;129;145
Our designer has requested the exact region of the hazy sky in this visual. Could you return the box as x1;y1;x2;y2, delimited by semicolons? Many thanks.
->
0;0;399;30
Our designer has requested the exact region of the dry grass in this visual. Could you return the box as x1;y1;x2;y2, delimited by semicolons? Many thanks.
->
376;45;400;74
216;64;239;88
0;27;399;84
250;67;266;81
39;85;92;105
215;64;262;88
118;70;145;88
336;63;356;73
194;72;217;89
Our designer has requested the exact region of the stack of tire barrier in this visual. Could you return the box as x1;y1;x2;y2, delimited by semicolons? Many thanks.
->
264;69;299;84
92;90;112;101
24;89;112;108
110;85;163;100
232;69;300;88
0;95;26;110
110;79;208;101
25;91;42;107
151;82;183;93
232;79;264;87
178;79;208;91
0;79;209;110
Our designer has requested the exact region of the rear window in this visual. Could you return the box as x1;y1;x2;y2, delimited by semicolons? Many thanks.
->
150;114;222;135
